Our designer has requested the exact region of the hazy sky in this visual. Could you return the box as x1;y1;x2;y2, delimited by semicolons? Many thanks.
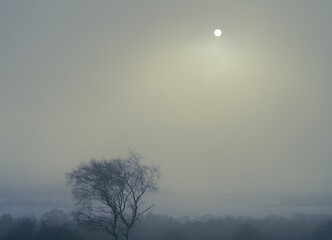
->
1;1;332;217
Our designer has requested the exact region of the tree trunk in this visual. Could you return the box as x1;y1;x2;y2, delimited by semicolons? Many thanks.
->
126;230;131;240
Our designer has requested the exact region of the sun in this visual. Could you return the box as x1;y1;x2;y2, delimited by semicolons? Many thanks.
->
214;28;222;37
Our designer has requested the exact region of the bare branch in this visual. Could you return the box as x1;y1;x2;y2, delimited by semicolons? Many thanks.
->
66;150;159;240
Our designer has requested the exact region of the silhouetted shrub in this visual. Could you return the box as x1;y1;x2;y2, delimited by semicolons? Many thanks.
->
232;223;263;240
0;212;331;240
0;212;81;240
6;217;36;240
163;229;187;240
35;225;81;240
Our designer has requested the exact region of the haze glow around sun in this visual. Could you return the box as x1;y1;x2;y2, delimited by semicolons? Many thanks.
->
214;28;222;37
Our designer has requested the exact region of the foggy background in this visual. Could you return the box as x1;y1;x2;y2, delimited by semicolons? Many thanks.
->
1;0;332;218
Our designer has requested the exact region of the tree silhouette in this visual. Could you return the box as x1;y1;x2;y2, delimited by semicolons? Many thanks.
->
66;150;159;240
40;209;69;227
5;217;36;240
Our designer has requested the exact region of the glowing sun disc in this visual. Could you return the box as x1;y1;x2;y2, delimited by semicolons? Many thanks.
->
214;29;222;37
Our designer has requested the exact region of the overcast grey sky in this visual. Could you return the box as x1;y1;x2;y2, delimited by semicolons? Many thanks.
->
1;1;332;217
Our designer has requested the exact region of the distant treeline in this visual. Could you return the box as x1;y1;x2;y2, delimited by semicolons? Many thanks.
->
0;209;332;240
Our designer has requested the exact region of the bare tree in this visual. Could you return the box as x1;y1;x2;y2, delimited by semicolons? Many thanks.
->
66;150;160;240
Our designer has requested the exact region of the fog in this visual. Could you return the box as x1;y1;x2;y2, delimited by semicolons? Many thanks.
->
1;1;332;218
